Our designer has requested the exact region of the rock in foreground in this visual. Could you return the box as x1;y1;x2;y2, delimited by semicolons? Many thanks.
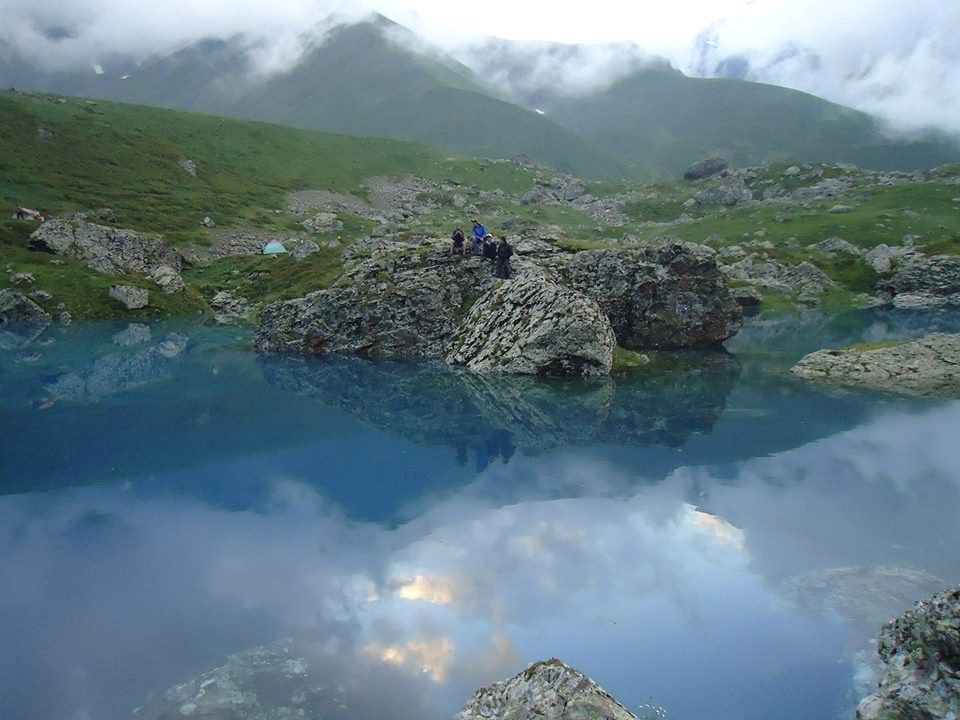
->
453;658;639;720
857;586;960;720
446;278;615;377
791;333;960;397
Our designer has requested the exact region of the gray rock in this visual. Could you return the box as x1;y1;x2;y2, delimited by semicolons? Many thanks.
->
731;285;763;308
291;239;320;261
684;157;729;180
885;255;960;298
808;237;862;256
210;290;256;325
722;255;836;297
546;243;742;350
864;244;919;274
792;332;960;397
58;311;71;326
30;290;52;301
94;207;115;223
201;216;216;228
857;587;960;720
178;158;198;176
783;165;801;176
891;293;948;310
0;289;51;349
452;658;639;720
302;212;343;234
828;204;855;213
151;264;186;294
446;278;615;376
109;284;149;309
29;219;183;277
10;271;35;285
694;178;753;207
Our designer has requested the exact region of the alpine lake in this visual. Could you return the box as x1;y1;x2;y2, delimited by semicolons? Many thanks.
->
2;308;959;720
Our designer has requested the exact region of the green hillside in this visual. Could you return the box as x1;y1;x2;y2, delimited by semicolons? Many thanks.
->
543;67;960;179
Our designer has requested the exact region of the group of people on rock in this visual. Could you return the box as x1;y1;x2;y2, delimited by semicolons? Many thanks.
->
451;219;514;279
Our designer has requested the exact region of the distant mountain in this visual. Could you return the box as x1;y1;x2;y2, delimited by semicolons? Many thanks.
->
2;20;958;180
0;21;623;180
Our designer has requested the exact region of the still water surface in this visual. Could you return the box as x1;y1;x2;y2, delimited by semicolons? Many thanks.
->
1;310;959;720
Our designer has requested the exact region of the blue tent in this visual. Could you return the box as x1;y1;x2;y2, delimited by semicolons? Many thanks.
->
262;239;287;255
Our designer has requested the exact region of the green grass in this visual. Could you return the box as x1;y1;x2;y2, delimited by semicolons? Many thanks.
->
612;346;649;371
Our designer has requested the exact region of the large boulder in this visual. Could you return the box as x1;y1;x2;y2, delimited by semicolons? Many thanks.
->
881;255;960;306
857;587;960;720
547;243;742;350
445;278;615;377
0;288;51;350
684;157;729;180
29;219;184;277
255;266;464;358
452;658;639;720
792;333;960;397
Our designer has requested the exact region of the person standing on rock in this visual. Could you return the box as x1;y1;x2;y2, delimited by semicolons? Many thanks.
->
495;236;514;279
471;219;486;255
482;234;497;264
451;227;467;256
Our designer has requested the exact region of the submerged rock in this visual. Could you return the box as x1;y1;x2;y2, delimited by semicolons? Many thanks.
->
452;658;639;720
792;333;960;397
857;586;960;720
446;278;615;377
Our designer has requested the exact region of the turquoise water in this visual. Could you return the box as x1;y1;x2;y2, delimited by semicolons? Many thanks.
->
1;310;959;720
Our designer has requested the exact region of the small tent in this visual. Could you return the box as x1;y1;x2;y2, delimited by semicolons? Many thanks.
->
262;239;287;255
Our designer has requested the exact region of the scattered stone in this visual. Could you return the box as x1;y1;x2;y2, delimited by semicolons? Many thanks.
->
901;208;920;218
109;284;149;310
94;207;115;223
291;239;320;261
694;178;753;207
112;323;152;346
58;311;71;326
10;272;35;285
807;236;862;256
178;158;198;176
302;212;343;234
36;127;52;140
857;586;960;720
774;212;791;223
150;264;186;293
684;157;729;180
29;290;51;301
792;332;960;397
453;658;639;720
0;289;51;350
201;216;216;228
446;278;615;377
783;165;801;176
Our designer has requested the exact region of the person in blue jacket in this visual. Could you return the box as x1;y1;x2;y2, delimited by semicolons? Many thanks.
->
471;219;486;255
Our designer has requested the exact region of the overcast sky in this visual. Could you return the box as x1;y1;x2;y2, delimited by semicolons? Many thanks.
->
3;0;959;136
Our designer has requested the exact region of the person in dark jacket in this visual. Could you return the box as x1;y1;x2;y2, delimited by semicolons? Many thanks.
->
482;234;497;262
451;227;467;256
495;236;514;279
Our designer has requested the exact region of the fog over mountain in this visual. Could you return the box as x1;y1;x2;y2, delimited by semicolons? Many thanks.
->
2;0;958;140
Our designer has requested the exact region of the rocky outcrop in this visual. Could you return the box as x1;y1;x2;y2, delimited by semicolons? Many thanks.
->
0;288;51;350
546;243;742;350
452;658;639;720
446;278;615;377
694;178;753;207
857;587;960;720
721;254;836;297
791;333;960;397
109;284;149;309
29;219;183;278
881;255;960;308
256;239;742;372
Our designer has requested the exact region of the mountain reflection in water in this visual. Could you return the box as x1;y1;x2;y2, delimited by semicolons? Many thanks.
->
0;311;959;720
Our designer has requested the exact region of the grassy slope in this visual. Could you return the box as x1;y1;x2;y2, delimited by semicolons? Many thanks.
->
545;68;960;179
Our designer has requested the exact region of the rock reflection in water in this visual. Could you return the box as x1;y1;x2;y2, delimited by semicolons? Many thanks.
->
260;351;741;465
